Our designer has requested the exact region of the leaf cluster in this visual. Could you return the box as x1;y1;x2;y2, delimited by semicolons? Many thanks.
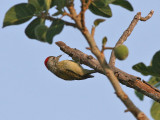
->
133;51;160;120
4;0;159;119
3;0;133;44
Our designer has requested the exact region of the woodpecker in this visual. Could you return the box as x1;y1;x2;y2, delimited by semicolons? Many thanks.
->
44;55;95;80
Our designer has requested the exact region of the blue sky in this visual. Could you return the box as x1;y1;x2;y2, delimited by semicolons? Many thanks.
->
0;0;160;120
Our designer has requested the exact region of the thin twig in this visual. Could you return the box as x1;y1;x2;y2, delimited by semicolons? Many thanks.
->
104;47;114;50
61;10;74;19
45;15;77;28
109;10;154;66
86;47;91;50
80;0;86;28
86;0;92;10
101;45;105;54
87;46;114;51
79;0;92;29
109;12;141;66
101;46;114;53
140;10;154;21
91;26;95;37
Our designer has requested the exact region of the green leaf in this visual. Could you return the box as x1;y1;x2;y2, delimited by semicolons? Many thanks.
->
46;19;64;44
94;19;106;27
102;36;107;46
44;0;52;11
152;51;160;74
29;0;54;13
28;0;39;7
89;1;112;17
25;18;45;39
35;24;48;42
132;63;159;76
132;63;151;76
28;0;44;13
151;102;160;120
155;83;160;88
37;0;45;6
52;0;70;10
3;3;35;28
89;0;116;6
88;0;133;17
135;90;144;101
148;76;160;86
50;0;56;8
133;51;160;77
112;0;133;11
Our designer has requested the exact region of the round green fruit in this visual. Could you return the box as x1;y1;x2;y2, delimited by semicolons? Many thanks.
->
114;45;129;60
35;24;48;42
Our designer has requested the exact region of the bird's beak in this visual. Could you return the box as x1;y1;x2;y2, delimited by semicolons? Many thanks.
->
57;55;62;60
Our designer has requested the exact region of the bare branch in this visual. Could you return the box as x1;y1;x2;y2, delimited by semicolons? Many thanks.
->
86;0;92;10
39;14;77;28
55;4;154;119
140;10;154;21
86;47;91;50
62;11;74;19
56;41;160;103
109;10;154;66
100;46;114;54
79;0;92;29
77;21;147;118
104;47;114;50
63;21;77;28
101;47;114;55
80;0;86;28
56;41;150;119
66;2;82;29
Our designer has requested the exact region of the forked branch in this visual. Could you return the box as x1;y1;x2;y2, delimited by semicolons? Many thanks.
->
60;2;154;120
56;41;149;120
109;10;154;66
56;41;160;103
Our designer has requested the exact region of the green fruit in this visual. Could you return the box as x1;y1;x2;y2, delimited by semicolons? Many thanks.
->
35;24;48;42
114;45;129;60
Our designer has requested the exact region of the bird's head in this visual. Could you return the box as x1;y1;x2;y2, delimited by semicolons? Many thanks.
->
44;55;62;69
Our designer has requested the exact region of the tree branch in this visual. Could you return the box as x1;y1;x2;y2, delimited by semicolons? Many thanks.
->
56;41;160;103
79;0;92;29
80;0;86;28
140;10;154;21
67;2;82;29
109;10;154;66
57;3;152;119
39;15;77;28
56;41;149;120
78;11;148;119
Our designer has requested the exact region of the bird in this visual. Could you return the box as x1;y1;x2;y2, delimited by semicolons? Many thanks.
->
44;55;95;80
